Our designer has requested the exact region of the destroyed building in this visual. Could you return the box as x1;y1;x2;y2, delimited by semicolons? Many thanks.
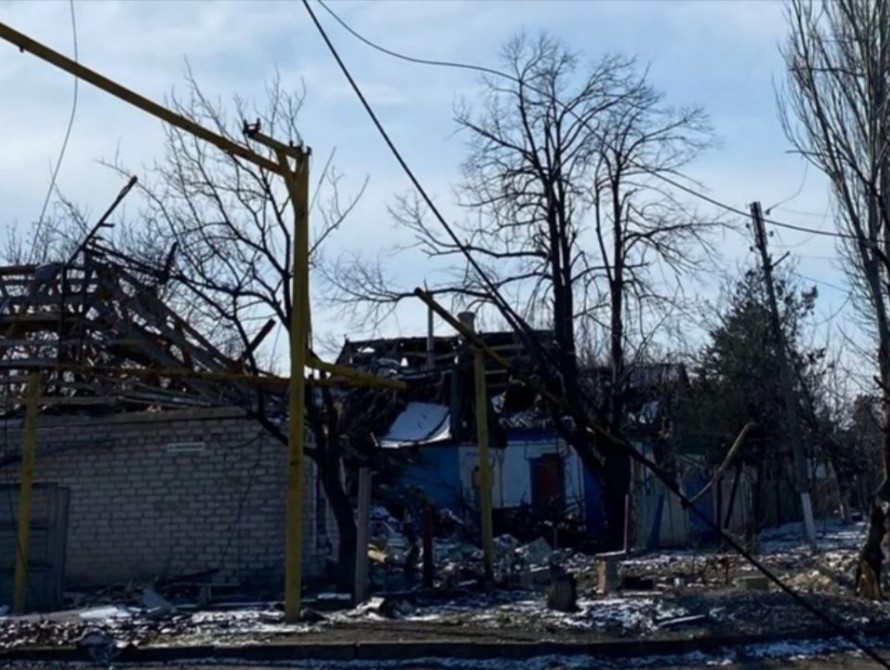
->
337;328;717;547
0;258;337;610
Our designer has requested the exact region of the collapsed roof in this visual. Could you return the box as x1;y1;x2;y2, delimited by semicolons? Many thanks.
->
0;255;263;416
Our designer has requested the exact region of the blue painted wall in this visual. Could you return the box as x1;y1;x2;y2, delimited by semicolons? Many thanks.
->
582;467;608;536
402;446;461;510
685;468;718;542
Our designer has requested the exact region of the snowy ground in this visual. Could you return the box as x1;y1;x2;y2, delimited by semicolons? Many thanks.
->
0;518;882;657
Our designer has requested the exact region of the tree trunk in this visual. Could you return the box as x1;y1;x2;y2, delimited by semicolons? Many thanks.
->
603;197;631;550
321;460;358;592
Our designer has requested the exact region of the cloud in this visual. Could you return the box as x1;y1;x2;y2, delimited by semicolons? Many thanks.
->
0;0;861;358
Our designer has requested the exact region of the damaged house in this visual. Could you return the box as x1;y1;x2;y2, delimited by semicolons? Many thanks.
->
338;326;724;549
0;257;338;610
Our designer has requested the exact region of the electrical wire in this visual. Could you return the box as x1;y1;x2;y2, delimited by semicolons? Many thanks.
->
30;0;79;264
300;0;545;366
794;272;851;295
313;0;887;249
303;3;890;665
765;162;809;215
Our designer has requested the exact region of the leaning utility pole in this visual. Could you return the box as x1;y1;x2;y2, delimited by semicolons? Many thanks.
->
750;201;817;547
0;20;404;623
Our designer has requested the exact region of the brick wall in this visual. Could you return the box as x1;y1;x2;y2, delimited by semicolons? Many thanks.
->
0;407;339;589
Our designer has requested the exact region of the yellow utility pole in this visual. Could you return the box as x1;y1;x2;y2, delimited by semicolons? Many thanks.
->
277;145;311;622
13;372;40;614
461;313;494;578
0;19;400;623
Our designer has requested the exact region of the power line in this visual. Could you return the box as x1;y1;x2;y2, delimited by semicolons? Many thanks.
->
300;0;539;356
794;272;851;294
30;0;79;265
314;0;886;249
304;4;890;665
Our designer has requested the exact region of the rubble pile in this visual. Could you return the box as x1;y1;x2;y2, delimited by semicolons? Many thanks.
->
0;600;314;651
0;517;879;649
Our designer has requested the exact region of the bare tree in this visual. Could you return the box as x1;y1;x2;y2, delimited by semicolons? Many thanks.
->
328;33;717;548
103;71;372;588
779;0;890;595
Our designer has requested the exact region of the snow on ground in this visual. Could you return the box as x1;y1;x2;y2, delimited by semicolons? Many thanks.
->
78;605;136;620
325;591;696;634
759;518;866;554
617;518;865;578
2;517;871;654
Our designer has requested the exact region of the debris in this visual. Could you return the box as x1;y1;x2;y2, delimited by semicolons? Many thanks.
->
298;608;326;623
141;586;175;618
517;537;552;565
519;566;552;589
547;565;577;613
77;629;122;665
657;614;708;629
353;596;411;619
598;560;621;595
79;605;134;620
440;508;464;526
622;575;655;591
368;547;389;565
736;575;770;592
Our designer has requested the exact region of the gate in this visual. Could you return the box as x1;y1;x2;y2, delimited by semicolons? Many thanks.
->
0;484;70;611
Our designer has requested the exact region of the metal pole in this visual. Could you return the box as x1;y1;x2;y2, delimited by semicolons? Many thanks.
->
278;148;311;622
750;201;817;548
13;372;40;614
469;328;494;579
0;23;279;174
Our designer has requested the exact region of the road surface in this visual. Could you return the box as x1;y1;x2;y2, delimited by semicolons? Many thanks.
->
20;653;890;669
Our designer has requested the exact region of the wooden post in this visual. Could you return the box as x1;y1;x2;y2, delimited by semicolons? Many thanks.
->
279;148;311;623
13;372;40;614
422;504;435;588
353;467;371;604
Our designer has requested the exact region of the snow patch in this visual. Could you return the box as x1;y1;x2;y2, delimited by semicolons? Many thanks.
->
380;402;451;448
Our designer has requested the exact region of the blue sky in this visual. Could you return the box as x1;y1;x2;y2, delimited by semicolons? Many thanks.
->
0;0;860;374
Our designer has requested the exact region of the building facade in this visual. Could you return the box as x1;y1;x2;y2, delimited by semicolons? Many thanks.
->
0;407;337;594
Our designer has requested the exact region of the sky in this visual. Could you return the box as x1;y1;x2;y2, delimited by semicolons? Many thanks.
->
0;0;863;376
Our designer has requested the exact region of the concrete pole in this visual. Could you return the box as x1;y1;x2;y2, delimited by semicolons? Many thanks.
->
750;201;817;548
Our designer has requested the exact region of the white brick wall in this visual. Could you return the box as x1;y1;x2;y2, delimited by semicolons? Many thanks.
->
0;408;339;589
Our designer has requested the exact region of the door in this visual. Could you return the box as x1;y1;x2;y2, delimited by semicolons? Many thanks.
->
531;453;563;510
